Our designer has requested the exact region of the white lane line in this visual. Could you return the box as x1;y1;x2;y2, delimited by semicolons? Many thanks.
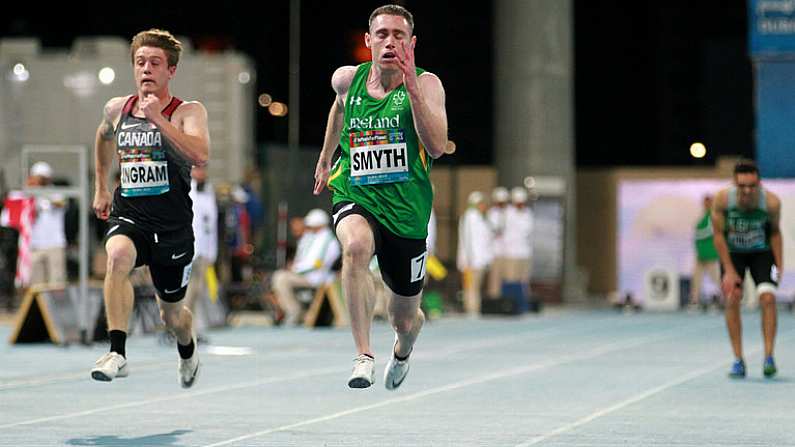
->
0;317;630;427
0;360;173;391
200;329;699;447
0;366;344;430
0;314;628;392
0;319;716;432
514;361;727;447
513;337;787;447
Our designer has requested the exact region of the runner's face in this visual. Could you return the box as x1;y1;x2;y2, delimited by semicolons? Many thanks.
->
133;46;175;95
734;172;760;207
366;14;412;71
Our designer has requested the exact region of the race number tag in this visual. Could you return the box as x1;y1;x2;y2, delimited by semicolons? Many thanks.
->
349;130;409;186
410;251;428;283
120;160;170;197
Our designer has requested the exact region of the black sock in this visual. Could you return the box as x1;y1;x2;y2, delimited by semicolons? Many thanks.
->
395;351;410;361
109;330;127;358
178;339;195;359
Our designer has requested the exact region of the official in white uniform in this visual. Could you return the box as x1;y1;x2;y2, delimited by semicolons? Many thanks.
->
503;187;534;287
28;162;67;286
486;186;509;298
184;166;218;337
272;209;341;325
457;191;493;316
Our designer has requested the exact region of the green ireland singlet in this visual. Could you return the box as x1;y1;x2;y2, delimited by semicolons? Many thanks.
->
328;62;433;239
724;187;771;253
694;212;718;261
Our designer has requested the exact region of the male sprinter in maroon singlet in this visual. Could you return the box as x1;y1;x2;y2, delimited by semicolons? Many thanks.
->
91;29;210;388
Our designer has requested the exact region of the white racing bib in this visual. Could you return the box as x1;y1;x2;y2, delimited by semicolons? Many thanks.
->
120;160;170;197
349;130;409;186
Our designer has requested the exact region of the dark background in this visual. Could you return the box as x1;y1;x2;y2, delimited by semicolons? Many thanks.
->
1;1;753;167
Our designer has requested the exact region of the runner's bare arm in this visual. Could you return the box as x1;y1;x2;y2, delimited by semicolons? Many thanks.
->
409;72;448;159
711;190;741;297
314;66;356;195
768;192;783;274
146;99;210;167
711;190;734;275
93;97;125;219
396;38;448;159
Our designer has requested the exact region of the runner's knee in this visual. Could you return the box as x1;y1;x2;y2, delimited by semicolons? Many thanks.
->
106;244;135;275
160;305;186;328
342;237;372;267
758;293;776;306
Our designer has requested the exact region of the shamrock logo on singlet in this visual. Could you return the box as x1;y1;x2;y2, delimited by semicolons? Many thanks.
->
392;90;406;108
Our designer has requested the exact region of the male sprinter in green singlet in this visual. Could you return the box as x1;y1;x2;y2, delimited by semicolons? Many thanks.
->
712;160;782;378
313;4;448;390
91;29;209;387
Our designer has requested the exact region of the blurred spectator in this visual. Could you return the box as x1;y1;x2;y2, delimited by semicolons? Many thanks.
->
286;216;306;265
1;191;34;287
27;162;67;286
271;209;340;325
486;186;510;298
242;168;265;247
690;194;720;307
224;186;252;282
503;187;534;289
185;166;218;339
457;191;493;317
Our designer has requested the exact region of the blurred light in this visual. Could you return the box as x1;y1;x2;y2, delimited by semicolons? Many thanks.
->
444;140;456;154
98;67;115;85
11;63;29;82
268;102;288;117
238;71;251;84
258;93;273;107
523;176;536;189
690;142;706;159
63;71;97;97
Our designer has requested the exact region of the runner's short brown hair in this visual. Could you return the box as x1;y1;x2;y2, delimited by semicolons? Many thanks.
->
130;29;182;67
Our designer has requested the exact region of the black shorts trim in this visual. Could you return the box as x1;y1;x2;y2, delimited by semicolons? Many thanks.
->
332;202;427;296
104;217;194;302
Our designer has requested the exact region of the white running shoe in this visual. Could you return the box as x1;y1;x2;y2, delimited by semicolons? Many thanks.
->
348;354;375;388
91;352;128;382
178;336;200;389
384;336;411;391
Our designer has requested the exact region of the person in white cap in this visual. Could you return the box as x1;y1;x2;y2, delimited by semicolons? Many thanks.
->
486;186;509;299
503;187;534;289
27;162;67;286
271;209;341;325
457;191;493;317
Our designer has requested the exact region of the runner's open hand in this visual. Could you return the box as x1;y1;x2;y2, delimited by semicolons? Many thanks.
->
396;37;419;94
721;270;742;300
313;157;330;195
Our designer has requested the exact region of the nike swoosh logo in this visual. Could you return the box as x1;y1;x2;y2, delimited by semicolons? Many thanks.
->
120;122;142;130
171;252;187;260
164;287;182;294
106;225;120;235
